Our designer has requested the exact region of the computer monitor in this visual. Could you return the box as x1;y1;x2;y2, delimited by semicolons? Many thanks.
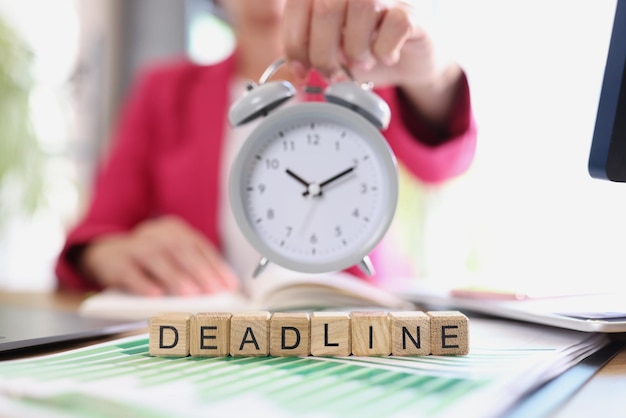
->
588;0;626;181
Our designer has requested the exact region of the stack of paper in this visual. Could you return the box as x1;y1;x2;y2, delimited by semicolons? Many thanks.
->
0;317;608;418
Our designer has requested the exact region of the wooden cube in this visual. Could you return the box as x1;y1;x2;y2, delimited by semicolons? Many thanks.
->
270;312;310;356
428;311;469;355
310;312;351;357
350;312;390;356
190;312;232;357
390;311;430;356
149;312;192;357
230;311;271;356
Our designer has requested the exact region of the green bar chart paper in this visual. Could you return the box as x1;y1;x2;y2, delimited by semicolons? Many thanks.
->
0;318;607;418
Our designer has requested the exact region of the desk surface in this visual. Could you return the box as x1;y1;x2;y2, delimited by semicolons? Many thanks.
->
1;291;624;417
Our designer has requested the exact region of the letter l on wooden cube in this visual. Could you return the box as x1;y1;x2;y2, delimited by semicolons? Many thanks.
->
310;312;351;356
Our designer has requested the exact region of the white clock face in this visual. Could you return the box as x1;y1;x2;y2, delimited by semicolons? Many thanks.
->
230;102;398;273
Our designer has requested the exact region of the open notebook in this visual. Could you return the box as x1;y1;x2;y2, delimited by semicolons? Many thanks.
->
79;272;414;320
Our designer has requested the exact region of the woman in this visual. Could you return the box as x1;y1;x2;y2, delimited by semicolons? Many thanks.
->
56;0;476;296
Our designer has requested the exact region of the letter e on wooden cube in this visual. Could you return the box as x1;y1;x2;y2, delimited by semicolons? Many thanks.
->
190;312;232;357
230;311;271;356
390;311;430;356
310;312;351;357
428;311;469;355
149;312;192;357
350;312;390;356
270;312;310;356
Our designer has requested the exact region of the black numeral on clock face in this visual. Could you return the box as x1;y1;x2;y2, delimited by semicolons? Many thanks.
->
307;133;320;146
282;140;295;151
266;159;280;169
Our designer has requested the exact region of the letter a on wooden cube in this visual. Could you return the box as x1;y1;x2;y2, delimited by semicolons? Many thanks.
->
350;312;391;356
270;312;310;356
190;312;232;357
310;312;351;357
428;311;469;355
390;311;430;356
230;311;271;356
149;312;192;357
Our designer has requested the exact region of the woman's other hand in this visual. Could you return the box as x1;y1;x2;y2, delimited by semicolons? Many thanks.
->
80;216;240;296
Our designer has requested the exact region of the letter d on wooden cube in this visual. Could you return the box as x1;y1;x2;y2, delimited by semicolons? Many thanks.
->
191;312;231;357
428;311;469;355
350;312;391;356
149;312;192;357
270;312;310;356
230;311;271;356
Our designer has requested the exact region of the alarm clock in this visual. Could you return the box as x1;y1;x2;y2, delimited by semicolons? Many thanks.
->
228;58;398;278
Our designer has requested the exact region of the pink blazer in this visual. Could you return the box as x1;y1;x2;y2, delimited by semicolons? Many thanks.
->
55;54;477;292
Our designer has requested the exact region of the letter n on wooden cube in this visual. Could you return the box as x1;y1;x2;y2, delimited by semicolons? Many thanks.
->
390;311;430;356
191;312;232;357
230;311;271;356
149;312;192;357
350;312;390;356
270;312;310;356
310;312;351;357
428;311;469;355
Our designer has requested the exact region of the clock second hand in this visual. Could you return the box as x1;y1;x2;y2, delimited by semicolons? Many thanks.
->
302;166;356;197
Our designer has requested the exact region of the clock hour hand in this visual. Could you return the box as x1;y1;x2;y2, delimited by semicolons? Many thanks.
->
286;169;311;188
303;166;355;197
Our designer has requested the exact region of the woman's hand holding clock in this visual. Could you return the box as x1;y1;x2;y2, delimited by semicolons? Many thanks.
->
282;0;463;131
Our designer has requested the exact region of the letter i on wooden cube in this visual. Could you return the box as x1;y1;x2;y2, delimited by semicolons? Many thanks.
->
350;312;391;356
428;311;469;355
270;312;310;356
230;311;271;356
310;312;351;357
149;312;192;357
389;311;430;356
190;312;232;357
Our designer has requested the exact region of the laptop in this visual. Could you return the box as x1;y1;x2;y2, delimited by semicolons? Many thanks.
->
0;304;146;353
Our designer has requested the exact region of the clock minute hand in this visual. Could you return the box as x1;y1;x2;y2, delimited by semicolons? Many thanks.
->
303;166;355;197
319;166;355;188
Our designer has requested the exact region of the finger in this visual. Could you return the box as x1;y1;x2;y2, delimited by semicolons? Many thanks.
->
283;0;313;79
173;244;227;294
165;221;240;293
133;242;200;296
309;0;348;78
343;0;381;70
372;5;415;66
194;239;241;292
109;262;165;297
